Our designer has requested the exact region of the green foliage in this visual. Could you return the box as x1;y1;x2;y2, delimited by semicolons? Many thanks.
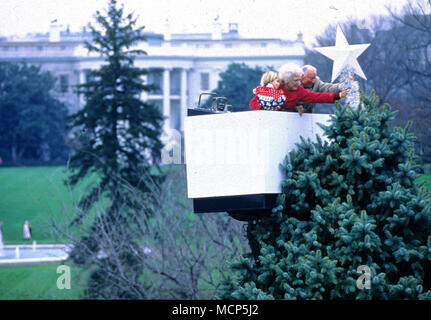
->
67;1;164;210
0;62;68;163
208;63;268;111
219;93;431;300
66;1;164;299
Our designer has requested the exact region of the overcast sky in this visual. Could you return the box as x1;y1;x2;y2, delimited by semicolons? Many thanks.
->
0;0;411;45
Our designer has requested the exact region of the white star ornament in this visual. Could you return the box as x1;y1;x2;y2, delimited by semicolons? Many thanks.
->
315;25;370;82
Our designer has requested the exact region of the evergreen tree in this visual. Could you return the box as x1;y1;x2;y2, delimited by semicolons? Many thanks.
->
70;1;163;198
66;1;164;299
0;62;68;163
68;0;164;211
219;93;431;299
208;63;266;111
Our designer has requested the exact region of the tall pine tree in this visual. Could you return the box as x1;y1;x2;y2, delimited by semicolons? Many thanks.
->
66;1;164;298
68;0;164;211
219;93;431;299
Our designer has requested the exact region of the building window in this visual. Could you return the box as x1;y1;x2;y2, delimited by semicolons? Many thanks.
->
170;70;181;95
200;73;210;91
224;43;232;48
2;46;9;51
37;46;43;51
261;42;267;47
147;70;163;94
59;74;69;93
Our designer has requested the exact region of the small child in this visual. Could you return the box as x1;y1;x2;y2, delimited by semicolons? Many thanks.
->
251;71;286;111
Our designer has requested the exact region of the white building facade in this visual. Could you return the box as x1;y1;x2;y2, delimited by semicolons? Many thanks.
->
0;23;305;133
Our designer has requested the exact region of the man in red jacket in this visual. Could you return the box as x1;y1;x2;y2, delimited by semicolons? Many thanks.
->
250;63;349;115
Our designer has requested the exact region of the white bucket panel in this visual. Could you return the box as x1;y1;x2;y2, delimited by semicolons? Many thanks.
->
184;110;331;198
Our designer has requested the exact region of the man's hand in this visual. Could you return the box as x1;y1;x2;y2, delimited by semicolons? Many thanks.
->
340;89;350;98
295;105;305;116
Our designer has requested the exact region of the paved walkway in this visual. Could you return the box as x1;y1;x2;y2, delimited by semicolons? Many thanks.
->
0;244;70;265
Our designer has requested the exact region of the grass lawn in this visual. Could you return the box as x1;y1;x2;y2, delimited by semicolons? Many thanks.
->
417;174;431;190
0;263;85;299
0;166;98;244
0;165;182;299
0;165;176;244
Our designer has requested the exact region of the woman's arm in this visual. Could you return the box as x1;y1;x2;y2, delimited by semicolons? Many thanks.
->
298;86;338;103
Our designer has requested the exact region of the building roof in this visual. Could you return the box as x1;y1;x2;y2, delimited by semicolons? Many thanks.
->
0;22;302;44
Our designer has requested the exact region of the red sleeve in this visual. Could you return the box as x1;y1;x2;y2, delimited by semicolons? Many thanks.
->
249;95;262;110
297;86;336;103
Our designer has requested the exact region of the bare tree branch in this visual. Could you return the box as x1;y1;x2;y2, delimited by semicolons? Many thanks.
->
49;165;250;299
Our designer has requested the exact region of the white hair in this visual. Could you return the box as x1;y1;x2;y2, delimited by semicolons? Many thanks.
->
302;64;317;74
279;63;303;84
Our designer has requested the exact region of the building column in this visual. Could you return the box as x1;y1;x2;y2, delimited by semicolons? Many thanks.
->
211;68;222;91
78;70;86;109
180;68;188;132
140;74;148;101
163;67;171;130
